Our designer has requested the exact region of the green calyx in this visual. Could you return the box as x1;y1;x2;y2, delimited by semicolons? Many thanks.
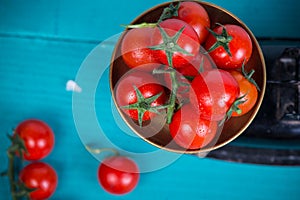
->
219;94;247;126
149;25;193;67
7;133;27;160
207;23;233;56
121;86;165;127
158;2;180;23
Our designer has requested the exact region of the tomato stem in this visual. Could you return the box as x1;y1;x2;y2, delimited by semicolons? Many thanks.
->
122;22;157;29
241;60;261;91
7;151;17;200
85;145;120;157
219;94;247;126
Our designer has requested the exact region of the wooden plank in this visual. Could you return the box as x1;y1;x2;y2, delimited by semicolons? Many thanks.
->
0;0;299;41
1;35;300;200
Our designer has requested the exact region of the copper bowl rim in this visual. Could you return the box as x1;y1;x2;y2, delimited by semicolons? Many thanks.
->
109;1;267;154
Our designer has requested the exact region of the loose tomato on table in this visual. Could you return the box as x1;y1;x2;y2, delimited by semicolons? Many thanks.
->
121;27;158;68
150;18;200;68
189;69;240;121
19;162;58;200
175;1;210;44
229;69;259;117
115;69;167;126
205;24;252;69
169;104;218;150
14;119;55;161
98;156;140;195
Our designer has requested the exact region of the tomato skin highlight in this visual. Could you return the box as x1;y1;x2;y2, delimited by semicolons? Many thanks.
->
14;119;55;161
169;104;218;150
151;18;200;68
98;156;140;195
229;70;258;116
205;24;252;69
121;27;159;68
176;1;210;44
115;70;166;122
19;162;58;200
190;69;240;121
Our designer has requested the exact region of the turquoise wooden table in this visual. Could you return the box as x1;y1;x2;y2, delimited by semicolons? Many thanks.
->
1;0;300;199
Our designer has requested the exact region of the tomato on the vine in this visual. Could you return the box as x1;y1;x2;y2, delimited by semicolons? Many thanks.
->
175;1;210;44
121;27;158;68
19;162;58;200
98;156;139;195
14;119;55;161
205;24;252;69
229;70;258;117
169;104;218;149
189;69;240;121
115;69;167;126
151;18;200;68
182;51;215;77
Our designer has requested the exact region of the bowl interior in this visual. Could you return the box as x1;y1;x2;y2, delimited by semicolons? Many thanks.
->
109;1;266;154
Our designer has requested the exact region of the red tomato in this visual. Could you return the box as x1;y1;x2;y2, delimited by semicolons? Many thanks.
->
169;104;218;150
115;69;167;125
189;69;240;121
98;156;139;195
181;51;215;77
151;18;200;68
229;70;258;116
205;24;252;69
176;1;210;44
19;162;58;200
121;27;158;68
14;119;55;161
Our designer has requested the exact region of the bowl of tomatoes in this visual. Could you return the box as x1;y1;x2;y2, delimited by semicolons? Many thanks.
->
109;1;266;154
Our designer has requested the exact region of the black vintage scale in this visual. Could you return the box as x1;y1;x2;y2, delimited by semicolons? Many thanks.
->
207;39;300;166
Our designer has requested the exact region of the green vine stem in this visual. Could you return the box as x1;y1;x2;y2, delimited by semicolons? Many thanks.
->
2;133;33;200
85;145;120;158
7;151;17;200
166;68;179;123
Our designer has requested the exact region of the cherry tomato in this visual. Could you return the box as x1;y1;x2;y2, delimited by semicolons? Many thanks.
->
169;104;218;150
98;156;139;195
176;1;210;44
115;69;167;125
205;24;252;69
189;69;240;121
151;18;200;68
19;162;58;200
181;51;215;77
229;70;258;116
121;27;158;68
14;119;55;161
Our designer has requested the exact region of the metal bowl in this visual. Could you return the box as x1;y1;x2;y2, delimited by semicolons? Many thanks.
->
109;1;266;154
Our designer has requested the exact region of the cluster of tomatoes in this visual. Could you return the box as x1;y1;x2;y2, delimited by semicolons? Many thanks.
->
115;1;260;150
6;119;57;200
5;119;140;198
